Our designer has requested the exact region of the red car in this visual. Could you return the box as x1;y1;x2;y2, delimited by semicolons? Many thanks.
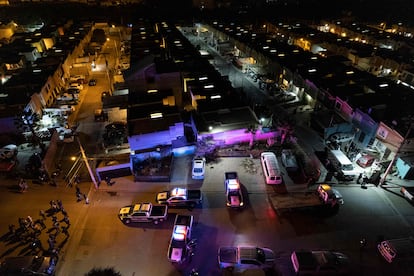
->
356;154;376;168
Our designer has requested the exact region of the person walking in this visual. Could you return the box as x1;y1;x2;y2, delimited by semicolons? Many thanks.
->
83;193;89;204
61;226;69;237
62;215;70;226
26;216;33;228
39;210;46;220
57;200;63;211
76;191;82;202
37;218;46;230
19;178;28;193
8;224;15;235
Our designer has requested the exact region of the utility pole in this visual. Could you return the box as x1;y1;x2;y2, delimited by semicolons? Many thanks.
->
77;137;99;189
380;121;413;186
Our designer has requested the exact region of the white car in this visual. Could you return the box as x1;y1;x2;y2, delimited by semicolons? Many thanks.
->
192;156;206;179
69;83;83;90
70;75;85;83
0;144;18;160
218;246;275;273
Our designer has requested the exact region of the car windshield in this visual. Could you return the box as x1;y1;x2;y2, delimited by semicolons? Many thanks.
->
342;164;354;171
193;168;203;173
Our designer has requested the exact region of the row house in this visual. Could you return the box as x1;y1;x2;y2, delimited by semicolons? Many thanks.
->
207;19;414;178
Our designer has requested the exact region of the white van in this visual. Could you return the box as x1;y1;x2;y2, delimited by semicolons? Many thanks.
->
329;150;360;179
378;237;414;263
260;152;282;184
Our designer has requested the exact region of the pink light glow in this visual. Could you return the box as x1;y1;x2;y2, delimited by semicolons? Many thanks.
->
199;129;278;145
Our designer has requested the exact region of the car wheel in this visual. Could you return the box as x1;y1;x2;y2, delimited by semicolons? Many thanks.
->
124;219;131;224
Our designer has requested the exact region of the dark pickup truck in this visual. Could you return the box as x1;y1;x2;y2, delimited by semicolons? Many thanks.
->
156;187;202;209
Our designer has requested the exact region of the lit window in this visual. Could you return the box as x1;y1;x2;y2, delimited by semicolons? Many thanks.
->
150;112;163;119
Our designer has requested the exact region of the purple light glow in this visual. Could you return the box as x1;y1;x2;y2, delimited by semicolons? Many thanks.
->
199;129;278;146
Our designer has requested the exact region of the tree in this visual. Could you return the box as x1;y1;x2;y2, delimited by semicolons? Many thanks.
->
90;28;107;45
85;267;121;276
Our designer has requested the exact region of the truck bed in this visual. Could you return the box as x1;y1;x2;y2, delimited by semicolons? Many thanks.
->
187;190;202;200
268;192;323;211
218;247;238;264
225;172;238;180
150;205;168;217
175;214;192;226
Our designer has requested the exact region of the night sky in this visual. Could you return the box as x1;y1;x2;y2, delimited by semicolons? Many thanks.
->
0;1;412;26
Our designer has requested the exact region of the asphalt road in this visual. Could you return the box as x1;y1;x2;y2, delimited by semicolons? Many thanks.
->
3;155;414;275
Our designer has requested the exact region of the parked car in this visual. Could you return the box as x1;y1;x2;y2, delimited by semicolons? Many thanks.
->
69;75;85;83
88;78;97;86
167;214;195;263
69;83;83;90
67;87;80;94
356;153;376;168
118;202;168;225
224;172;244;208
327;132;355;146
0;255;56;275
317;184;344;205
291;250;350;275
281;149;299;172
218;246;275;273
0;144;18;160
192;156;206;179
156;187;202;209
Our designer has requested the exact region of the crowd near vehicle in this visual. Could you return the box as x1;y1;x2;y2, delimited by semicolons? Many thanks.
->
156;187;202;209
224;172;244;208
268;184;343;214
167;214;196;264
377;236;414;263
260;151;283;184
0;255;56;276
218;246;275;273
290;250;350;275
192;156;206;179
118;202;168;224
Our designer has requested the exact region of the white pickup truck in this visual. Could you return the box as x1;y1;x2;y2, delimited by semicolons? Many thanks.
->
118;202;168;225
167;214;196;263
224;172;244;208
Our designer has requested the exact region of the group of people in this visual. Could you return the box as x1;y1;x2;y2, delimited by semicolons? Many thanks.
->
5;200;70;263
